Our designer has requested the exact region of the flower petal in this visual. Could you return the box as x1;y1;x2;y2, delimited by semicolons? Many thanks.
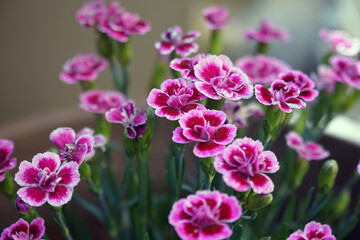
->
223;171;251;192
249;173;274;194
213;124;237;144
172;127;191;144
29;217;45;240
57;162;80;187
15;161;40;186
17;187;47;207
47;185;74;207
193;141;225;158
49;127;76;151
32;152;60;172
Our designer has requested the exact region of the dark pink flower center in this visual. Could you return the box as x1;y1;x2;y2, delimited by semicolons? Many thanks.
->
192;205;218;228
37;169;60;193
12;231;32;240
61;144;76;162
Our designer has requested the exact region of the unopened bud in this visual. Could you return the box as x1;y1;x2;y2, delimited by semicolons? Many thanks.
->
332;190;350;218
246;193;273;211
317;160;338;194
97;32;113;59
79;161;91;180
15;197;31;214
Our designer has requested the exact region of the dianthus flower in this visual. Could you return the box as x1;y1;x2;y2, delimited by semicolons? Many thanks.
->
222;100;264;129
76;0;106;29
214;137;279;194
147;78;206;120
235;54;291;85
59;54;108;84
244;19;290;43
287;221;336;240
328;55;360;90
172;109;237;158
169;190;242;240
314;65;340;93
319;28;360;56
50;127;106;164
99;10;150;42
170;54;207;80
15;197;31;214
155;26;200;57
193;55;253;100
79;89;127;114
0;218;45;240
285;131;330;161
106;101;147;139
0;139;17;182
15;152;80;207
202;6;232;30
255;70;318;113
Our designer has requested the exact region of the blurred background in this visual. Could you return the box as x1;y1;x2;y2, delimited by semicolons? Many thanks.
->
1;0;360;238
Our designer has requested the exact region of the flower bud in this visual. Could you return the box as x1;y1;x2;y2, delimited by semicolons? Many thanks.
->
246;193;273;211
117;41;132;66
15;197;31;214
79;161;91;180
288;157;309;191
332;190;350;218
317;160;338;194
97;32;113;59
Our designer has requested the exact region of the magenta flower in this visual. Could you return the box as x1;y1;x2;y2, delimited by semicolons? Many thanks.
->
170;54;207;80
155;26;200;57
59;54;108;84
319;28;360;56
329;55;360;90
202;6;232;30
0;139;17;182
106;101;147;139
222;101;264;129
285;131;330;161
255;70;318;113
235;54;291;85
172;109;237;158
193;54;254;100
15;152;80;207
0;218;45;240
147;78;206;120
244;20;291;43
314;65;340;93
76;0;106;29
50;127;106;164
99;10;150;42
214;137;279;194
169;190;242;240
287;221;336;240
79;89;127;114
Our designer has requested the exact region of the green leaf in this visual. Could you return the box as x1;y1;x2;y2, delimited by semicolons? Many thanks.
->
74;194;105;223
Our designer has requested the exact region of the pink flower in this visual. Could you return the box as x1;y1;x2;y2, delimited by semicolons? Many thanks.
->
255;70;318;113
285;131;330;161
235;54;291;85
15;197;31;214
169;190;242;240
287;221;336;240
147;78;206;120
15;152;80;207
222;101;264;129
170;54;207;80
155;26;200;57
49;127;106;164
76;0;106;29
329;55;360;90
202;6;232;30
314;65;340;93
319;28;360;56
172;109;237;158
244;19;291;43
59;54;108;84
193;55;253;100
214;137;279;194
99;10;151;42
0;218;45;240
106;101;147;139
0;139;17;182
79;89;127;114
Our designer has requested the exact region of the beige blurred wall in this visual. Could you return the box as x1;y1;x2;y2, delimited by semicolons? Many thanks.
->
1;0;360;139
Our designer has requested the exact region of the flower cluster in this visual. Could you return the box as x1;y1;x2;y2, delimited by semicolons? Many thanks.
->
244;19;291;43
155;26;200;57
77;0;150;42
214;137;279;194
169;190;242;240
285;131;330;161
255;70;318;113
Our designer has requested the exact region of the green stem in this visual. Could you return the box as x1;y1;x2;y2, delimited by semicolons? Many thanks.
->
138;147;149;239
205;98;225;110
209;29;222;55
148;60;168;90
255;42;269;55
200;157;216;189
52;207;74;240
109;58;123;92
80;81;97;91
